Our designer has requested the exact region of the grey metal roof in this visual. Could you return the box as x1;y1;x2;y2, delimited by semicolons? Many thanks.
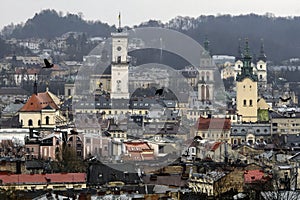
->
231;123;271;136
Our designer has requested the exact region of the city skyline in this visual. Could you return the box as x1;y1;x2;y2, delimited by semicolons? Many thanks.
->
1;0;300;29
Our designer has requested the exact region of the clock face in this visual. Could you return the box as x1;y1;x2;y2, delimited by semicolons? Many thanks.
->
117;46;122;51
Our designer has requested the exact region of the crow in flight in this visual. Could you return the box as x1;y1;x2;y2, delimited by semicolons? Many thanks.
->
43;58;54;68
155;87;164;96
280;96;291;102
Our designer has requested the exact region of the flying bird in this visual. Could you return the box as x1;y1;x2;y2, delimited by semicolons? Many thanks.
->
155;87;164;96
43;59;54;68
280;96;291;102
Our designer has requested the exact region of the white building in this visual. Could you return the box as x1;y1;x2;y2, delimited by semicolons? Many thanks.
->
111;30;130;99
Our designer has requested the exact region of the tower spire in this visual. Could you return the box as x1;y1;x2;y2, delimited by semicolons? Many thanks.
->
204;36;209;52
236;38;258;82
118;12;122;32
259;38;267;61
244;38;251;59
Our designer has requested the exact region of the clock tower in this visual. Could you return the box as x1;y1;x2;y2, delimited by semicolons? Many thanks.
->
110;29;130;99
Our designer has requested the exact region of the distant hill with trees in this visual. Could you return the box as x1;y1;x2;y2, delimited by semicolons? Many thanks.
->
2;10;300;63
1;9;115;39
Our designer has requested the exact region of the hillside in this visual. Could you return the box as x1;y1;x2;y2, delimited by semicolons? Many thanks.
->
2;10;300;62
1;9;115;39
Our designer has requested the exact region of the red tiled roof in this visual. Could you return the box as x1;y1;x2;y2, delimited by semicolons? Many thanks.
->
51;64;64;71
196;117;231;131
27;68;40;75
0;173;86;185
244;170;270;184
123;141;155;161
19;92;59;112
124;141;152;152
15;68;40;75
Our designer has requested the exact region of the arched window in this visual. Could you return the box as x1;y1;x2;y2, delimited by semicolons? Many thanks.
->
243;99;247;106
28;119;33;126
201;71;205;81
201;85;205;101
249;100;253;107
206;85;210;100
45;116;50;125
38;120;41;126
206;72;210;81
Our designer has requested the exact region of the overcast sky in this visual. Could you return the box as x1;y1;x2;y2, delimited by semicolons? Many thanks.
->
1;0;300;29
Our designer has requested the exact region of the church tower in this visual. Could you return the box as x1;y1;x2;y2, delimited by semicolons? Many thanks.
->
256;39;267;93
110;14;130;99
234;39;243;81
236;39;258;122
197;37;214;103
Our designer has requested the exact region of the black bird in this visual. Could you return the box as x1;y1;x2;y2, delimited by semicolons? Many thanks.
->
155;87;164;96
280;96;291;102
43;58;54;68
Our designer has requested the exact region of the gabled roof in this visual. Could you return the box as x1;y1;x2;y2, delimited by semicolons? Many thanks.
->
0;173;86;184
196;117;231;131
19;92;59;112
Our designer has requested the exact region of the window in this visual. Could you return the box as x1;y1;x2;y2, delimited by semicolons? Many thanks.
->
260;75;263;80
249;100;253;107
68;89;71;96
45;116;50;125
117;56;121;63
28;119;33;126
243;100;247;106
38;120;41;126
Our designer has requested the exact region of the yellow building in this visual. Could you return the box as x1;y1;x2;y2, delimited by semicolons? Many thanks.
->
236;40;258;123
